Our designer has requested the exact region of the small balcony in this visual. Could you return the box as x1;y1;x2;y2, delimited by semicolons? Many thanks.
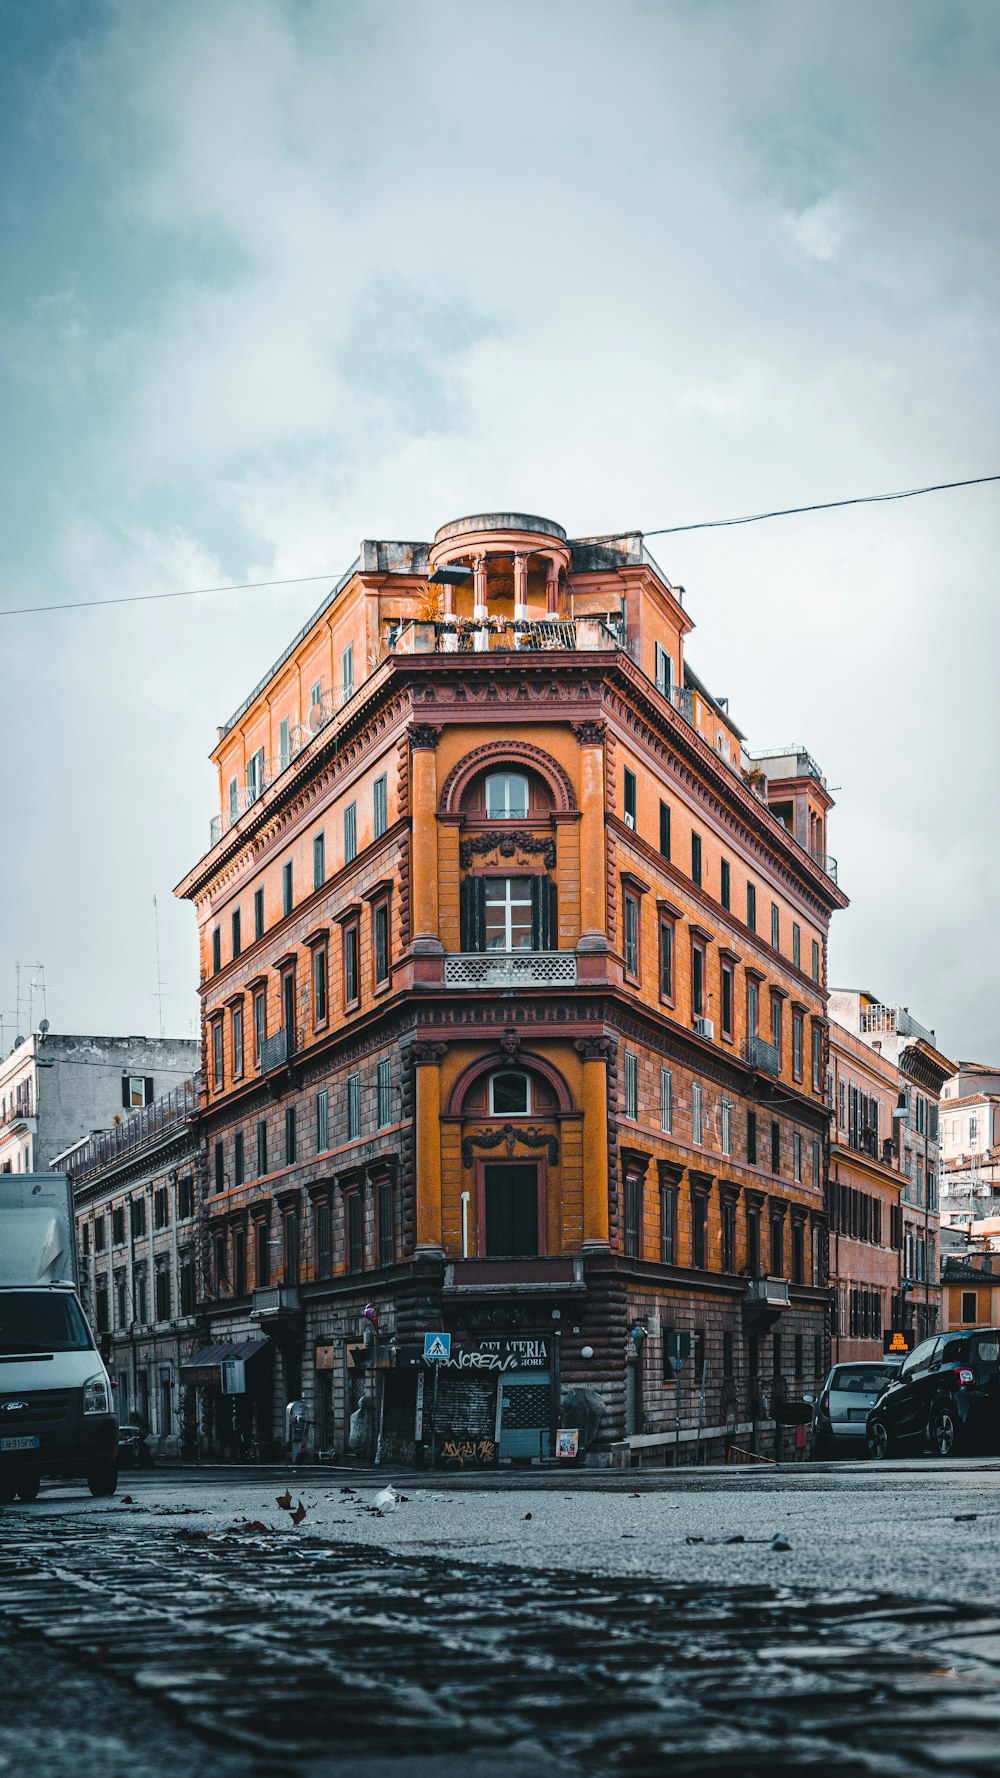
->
260;1027;297;1073
742;1033;781;1078
252;1286;301;1320
444;951;577;989
744;1276;791;1307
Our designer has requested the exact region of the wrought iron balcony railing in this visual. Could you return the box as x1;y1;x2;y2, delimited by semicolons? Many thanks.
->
742;1033;782;1078
259;1028;297;1073
444;951;577;988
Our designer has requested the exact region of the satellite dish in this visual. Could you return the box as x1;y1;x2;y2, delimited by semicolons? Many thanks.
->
13;1035;25;1048
309;703;324;732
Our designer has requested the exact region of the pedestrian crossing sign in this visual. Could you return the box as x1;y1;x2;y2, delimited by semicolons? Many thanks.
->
423;1332;452;1362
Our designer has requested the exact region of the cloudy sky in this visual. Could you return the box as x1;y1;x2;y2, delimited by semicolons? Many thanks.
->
0;0;997;1062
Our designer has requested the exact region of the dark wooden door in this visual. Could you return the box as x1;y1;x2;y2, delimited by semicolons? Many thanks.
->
484;1164;539;1257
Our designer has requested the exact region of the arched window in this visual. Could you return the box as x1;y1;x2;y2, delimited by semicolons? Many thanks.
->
489;1071;531;1116
485;772;529;819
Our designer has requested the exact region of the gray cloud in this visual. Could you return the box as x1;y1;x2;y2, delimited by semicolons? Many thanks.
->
1;0;998;1059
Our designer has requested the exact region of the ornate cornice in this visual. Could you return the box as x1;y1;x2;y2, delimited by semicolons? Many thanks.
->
459;831;556;871
461;1124;560;1168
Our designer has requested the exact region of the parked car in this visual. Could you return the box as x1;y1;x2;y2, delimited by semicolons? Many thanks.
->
810;1361;902;1458
116;1424;154;1470
866;1328;1000;1459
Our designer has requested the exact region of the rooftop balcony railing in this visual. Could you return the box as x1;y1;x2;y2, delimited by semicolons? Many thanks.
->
860;1004;935;1043
66;1076;201;1181
390;615;621;655
742;1033;782;1079
444;951;577;989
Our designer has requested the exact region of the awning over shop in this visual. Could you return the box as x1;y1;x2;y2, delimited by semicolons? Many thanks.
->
180;1339;269;1384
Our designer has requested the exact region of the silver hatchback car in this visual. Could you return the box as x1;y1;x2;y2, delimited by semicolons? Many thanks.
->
811;1361;901;1458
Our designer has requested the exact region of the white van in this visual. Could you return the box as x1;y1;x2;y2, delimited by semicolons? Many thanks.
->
0;1174;118;1502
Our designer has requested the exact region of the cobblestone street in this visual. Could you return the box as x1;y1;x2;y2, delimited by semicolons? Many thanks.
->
5;1467;1000;1775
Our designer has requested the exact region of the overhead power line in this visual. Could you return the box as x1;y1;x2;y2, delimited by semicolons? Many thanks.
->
0;473;996;619
640;472;1000;538
0;571;340;618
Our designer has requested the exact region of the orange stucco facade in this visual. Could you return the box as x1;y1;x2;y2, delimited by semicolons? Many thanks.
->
177;512;848;1465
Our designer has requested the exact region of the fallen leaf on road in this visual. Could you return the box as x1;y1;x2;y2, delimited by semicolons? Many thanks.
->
523;1512;532;1521
290;1500;307;1526
276;1489;292;1510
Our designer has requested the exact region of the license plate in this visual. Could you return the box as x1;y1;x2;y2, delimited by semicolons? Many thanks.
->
0;1435;41;1452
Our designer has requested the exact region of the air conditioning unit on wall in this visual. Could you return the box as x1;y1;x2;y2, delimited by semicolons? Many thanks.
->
693;1016;715;1040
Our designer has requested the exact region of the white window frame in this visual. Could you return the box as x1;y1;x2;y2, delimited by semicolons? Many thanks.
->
692;1080;703;1146
342;643;354;697
721;1098;732;1157
488;1071;532;1117
484;875;534;951
655;642;673;695
485;771;529;820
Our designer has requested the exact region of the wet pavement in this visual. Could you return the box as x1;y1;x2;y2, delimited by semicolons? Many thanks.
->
4;1468;1000;1775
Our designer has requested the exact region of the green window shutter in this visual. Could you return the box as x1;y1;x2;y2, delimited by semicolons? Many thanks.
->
530;875;554;949
461;876;487;951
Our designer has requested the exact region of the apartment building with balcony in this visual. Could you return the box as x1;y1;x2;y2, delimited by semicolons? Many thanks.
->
828;992;952;1344
175;511;847;1466
0;1030;196;1177
57;1069;203;1457
939;1062;1000;1245
826;1023;905;1361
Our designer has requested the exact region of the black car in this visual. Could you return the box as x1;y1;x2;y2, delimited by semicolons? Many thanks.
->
866;1327;1000;1458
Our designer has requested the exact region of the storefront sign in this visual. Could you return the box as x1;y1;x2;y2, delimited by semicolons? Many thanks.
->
221;1358;245;1395
420;1335;548;1373
556;1428;580;1459
884;1329;911;1355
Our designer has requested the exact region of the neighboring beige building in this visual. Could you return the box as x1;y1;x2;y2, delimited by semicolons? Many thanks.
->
828;992;953;1344
827;1023;905;1362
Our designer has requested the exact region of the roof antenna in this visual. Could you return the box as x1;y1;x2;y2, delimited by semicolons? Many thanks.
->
153;896;166;1040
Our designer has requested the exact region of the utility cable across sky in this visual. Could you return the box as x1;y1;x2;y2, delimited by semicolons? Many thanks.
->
0;473;996;618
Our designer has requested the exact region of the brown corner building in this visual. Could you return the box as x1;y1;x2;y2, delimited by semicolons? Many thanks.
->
175;512;848;1466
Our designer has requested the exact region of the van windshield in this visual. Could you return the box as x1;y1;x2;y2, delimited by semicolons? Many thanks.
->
0;1292;92;1354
